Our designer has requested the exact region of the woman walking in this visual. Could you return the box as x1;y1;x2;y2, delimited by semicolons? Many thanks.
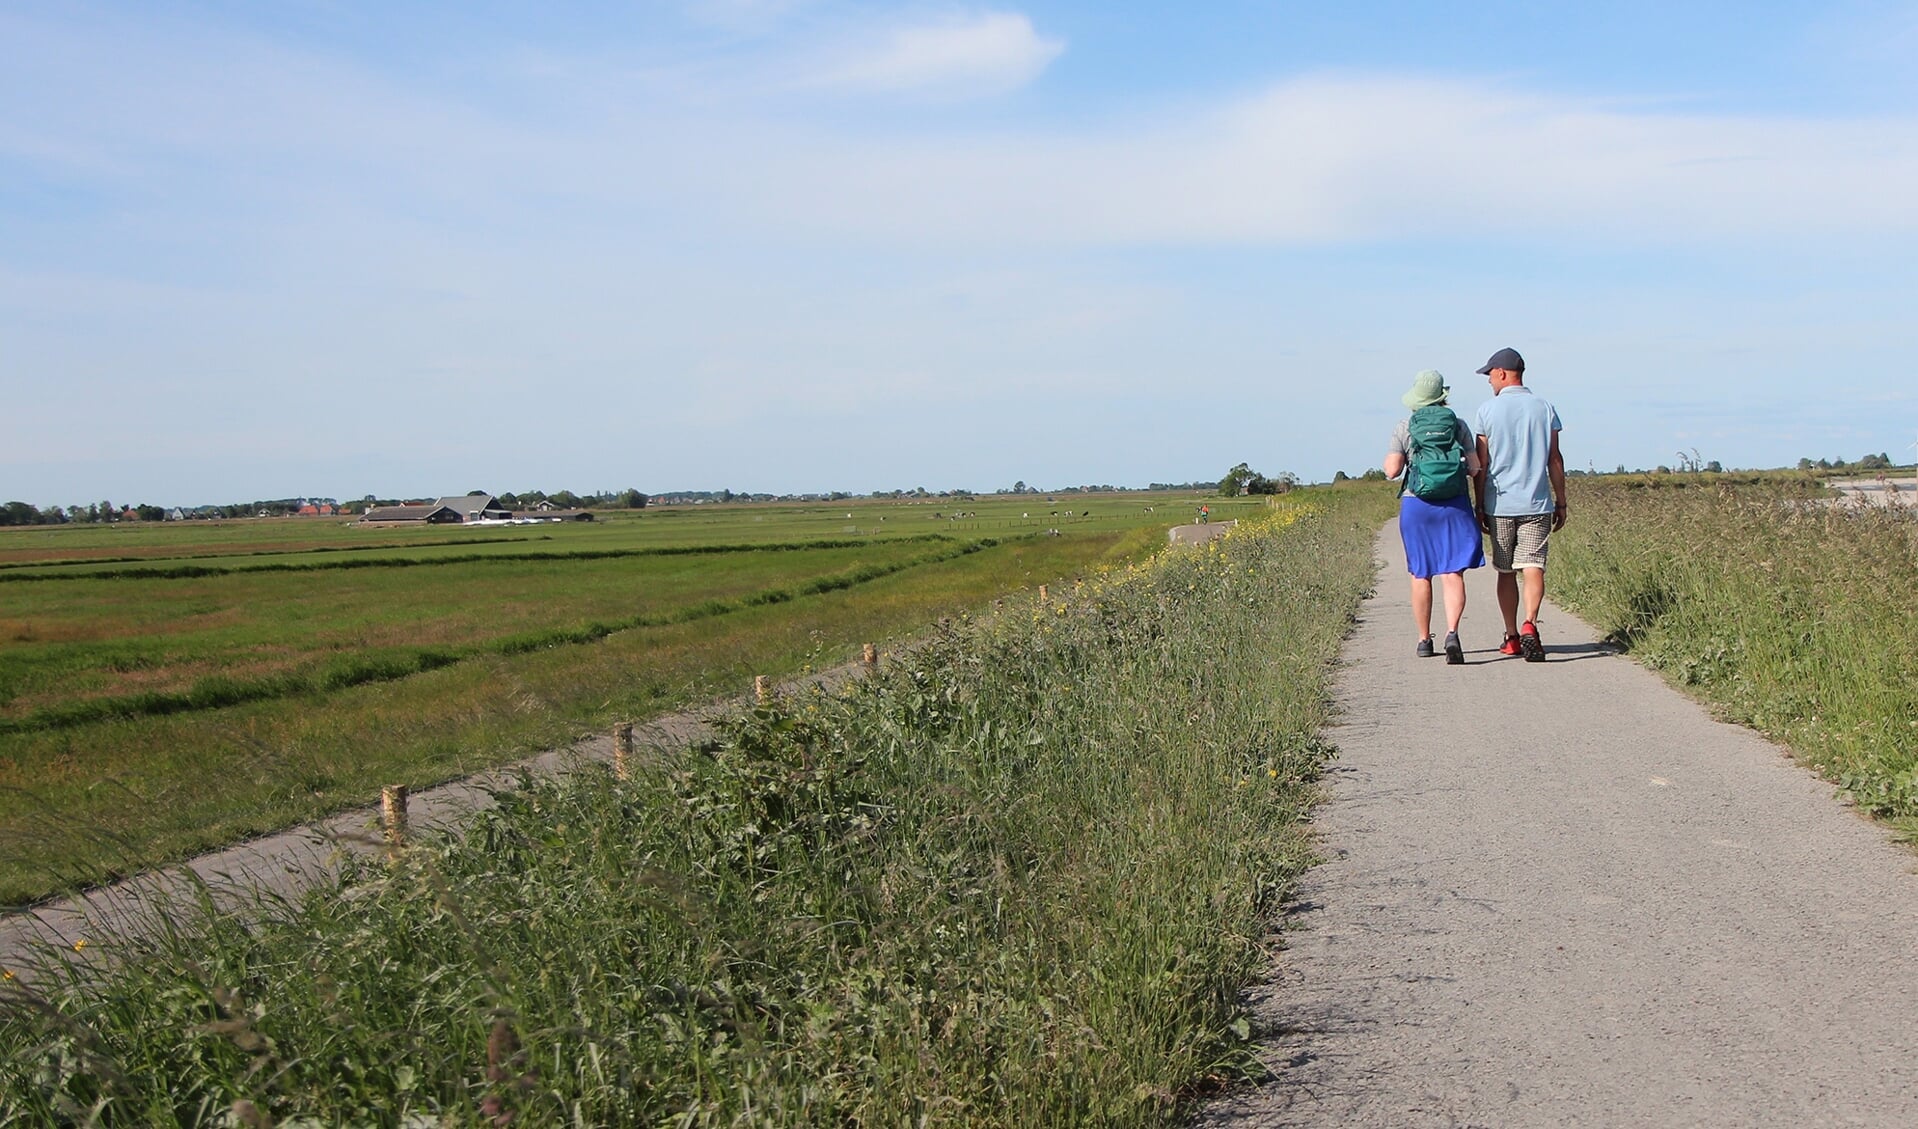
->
1385;370;1484;663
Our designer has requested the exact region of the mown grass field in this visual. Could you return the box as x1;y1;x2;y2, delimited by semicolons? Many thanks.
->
0;494;1209;572
0;493;1267;906
1552;475;1918;839
0;488;1395;1127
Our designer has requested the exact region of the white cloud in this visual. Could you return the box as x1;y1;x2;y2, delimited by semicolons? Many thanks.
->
648;73;1918;249
812;11;1064;96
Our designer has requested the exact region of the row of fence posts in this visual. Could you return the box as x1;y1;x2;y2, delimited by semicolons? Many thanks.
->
377;642;886;856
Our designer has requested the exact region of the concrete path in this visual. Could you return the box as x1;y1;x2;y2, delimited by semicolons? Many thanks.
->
1169;520;1237;545
1200;524;1918;1128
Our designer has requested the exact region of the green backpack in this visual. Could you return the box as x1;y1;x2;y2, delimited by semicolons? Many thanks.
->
1405;405;1468;501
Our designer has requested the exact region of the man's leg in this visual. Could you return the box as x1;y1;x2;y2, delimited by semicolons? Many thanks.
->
1410;576;1434;640
1520;566;1546;626
1488;517;1522;642
1496;571;1520;637
1512;517;1552;661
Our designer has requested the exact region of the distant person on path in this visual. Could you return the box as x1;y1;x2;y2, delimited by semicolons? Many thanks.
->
1471;347;1565;662
1386;369;1483;664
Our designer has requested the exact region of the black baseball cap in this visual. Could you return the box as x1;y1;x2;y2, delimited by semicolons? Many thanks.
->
1476;347;1525;375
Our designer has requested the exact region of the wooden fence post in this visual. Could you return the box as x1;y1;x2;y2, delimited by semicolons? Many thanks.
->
614;723;633;781
381;785;408;858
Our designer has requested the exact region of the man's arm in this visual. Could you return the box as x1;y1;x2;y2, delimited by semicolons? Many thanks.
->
1548;429;1567;531
1474;434;1491;532
1384;452;1406;480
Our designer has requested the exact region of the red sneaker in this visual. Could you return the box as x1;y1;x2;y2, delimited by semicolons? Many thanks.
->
1519;620;1545;663
1499;634;1523;656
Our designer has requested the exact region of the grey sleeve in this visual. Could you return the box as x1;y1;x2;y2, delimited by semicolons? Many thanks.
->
1388;419;1411;455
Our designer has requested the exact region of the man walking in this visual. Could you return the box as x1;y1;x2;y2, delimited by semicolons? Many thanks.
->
1472;347;1565;662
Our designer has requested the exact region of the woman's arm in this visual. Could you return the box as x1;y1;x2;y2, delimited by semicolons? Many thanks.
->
1384;452;1406;479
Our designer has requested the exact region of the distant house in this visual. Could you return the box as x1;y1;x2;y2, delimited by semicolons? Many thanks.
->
295;502;337;516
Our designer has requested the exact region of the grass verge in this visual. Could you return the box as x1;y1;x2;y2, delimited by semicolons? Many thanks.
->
0;489;1388;1125
1552;477;1918;838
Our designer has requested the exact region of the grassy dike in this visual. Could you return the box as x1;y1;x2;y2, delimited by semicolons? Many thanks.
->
1552;477;1918;837
0;488;1391;1126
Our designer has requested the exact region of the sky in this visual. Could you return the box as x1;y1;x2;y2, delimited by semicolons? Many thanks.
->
6;1;1918;506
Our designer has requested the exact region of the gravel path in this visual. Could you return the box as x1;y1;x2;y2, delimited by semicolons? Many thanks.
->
1199;523;1918;1128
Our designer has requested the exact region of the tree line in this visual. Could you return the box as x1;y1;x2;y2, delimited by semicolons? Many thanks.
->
1798;453;1898;472
1;500;168;526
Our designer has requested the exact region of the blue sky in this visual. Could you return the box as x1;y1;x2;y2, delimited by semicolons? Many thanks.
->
6;1;1918;505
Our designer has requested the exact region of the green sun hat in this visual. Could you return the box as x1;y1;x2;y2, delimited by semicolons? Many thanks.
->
1401;369;1449;409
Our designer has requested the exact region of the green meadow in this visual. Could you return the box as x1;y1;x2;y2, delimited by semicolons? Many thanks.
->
0;493;1265;906
0;491;1393;1126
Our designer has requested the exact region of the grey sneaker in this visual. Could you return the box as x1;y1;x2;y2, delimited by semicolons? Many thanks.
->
1415;637;1435;658
1444;632;1464;665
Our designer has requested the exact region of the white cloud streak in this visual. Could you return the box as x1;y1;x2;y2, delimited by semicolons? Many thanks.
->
809;11;1064;96
657;75;1918;248
7;10;1914;253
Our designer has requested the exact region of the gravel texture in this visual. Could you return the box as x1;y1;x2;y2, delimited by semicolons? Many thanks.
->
1198;524;1918;1128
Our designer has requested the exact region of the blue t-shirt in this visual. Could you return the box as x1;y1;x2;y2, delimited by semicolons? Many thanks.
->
1474;387;1562;516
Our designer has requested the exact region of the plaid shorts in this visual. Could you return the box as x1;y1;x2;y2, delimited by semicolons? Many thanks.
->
1489;514;1551;572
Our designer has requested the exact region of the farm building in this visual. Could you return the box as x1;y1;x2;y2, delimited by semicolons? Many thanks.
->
359;494;507;524
358;494;594;524
360;503;464;524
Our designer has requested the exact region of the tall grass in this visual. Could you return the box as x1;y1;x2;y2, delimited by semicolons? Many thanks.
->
1553;478;1918;833
0;489;1390;1126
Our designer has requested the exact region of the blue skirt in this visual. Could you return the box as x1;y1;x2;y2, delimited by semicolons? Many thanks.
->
1399;493;1486;578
